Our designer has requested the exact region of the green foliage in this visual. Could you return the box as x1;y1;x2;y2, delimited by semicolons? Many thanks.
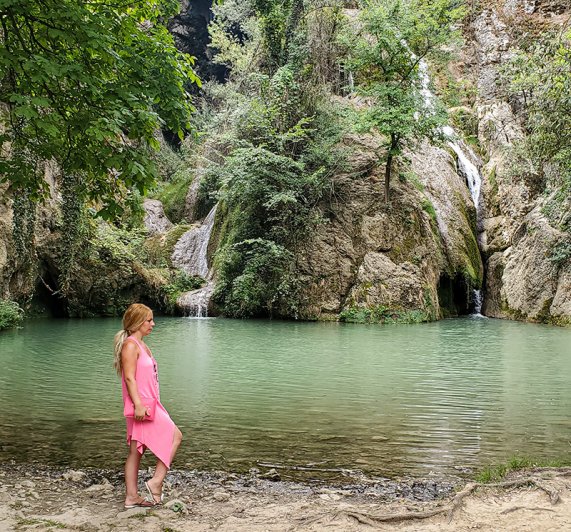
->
421;197;437;223
339;305;430;324
503;30;571;232
58;174;90;292
0;299;24;330
154;168;194;224
209;0;259;72
214;238;295;318
212;147;326;317
340;0;464;201
548;241;571;267
202;2;346;318
11;192;36;257
219;146;324;244
162;272;204;312
0;0;199;215
251;0;305;73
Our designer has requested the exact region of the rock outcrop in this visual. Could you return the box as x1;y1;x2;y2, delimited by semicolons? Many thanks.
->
469;1;571;325
297;133;482;321
143;199;173;235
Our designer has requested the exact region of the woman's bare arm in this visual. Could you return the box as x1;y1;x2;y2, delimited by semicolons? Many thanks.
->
122;341;148;421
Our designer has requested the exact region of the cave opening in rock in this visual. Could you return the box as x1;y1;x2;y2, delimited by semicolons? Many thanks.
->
33;269;68;318
437;273;470;318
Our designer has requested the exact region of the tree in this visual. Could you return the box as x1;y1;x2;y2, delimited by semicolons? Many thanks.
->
252;0;305;73
503;28;571;235
341;0;464;202
0;0;200;216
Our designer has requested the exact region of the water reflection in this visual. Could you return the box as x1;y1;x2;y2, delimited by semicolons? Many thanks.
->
0;317;570;476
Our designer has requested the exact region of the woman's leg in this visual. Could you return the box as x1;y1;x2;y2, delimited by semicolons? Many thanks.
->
146;427;183;502
124;440;147;506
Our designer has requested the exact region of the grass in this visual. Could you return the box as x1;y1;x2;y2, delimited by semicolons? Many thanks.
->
475;456;571;483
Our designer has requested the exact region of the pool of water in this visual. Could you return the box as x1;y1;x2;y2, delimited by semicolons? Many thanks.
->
1;316;570;477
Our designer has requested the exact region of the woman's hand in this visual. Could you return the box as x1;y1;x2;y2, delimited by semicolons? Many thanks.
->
134;403;148;421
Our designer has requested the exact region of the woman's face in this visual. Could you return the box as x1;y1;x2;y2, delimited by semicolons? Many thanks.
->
138;313;155;337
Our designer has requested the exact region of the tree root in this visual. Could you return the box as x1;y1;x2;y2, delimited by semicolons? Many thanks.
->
320;477;563;528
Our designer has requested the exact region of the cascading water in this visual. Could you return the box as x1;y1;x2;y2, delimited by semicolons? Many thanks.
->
418;62;484;315
172;205;218;317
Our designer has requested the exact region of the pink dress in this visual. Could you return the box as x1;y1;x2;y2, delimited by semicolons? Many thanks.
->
121;336;176;467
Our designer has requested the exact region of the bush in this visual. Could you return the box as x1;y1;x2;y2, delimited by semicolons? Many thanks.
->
213;238;295;318
0;300;24;330
153;168;194;224
162;272;204;312
339;305;430;324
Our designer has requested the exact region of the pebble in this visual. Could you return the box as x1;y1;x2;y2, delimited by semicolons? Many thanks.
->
20;480;35;489
84;480;113;493
63;470;86;482
319;493;341;501
213;489;231;502
259;468;281;481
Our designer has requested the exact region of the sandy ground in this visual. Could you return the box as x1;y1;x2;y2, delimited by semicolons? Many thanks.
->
1;464;571;531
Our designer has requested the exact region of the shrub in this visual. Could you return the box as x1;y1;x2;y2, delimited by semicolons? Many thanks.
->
339;305;430;324
213;238;295;318
153;168;194;224
0;300;24;331
162;272;204;312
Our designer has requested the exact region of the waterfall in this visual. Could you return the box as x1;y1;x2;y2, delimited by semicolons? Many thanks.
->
172;205;218;317
418;63;484;315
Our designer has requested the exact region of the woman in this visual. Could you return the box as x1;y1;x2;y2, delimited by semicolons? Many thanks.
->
113;303;183;508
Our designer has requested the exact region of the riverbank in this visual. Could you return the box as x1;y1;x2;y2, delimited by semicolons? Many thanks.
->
1;464;571;530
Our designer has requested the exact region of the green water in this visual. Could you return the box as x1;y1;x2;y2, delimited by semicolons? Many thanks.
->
1;316;570;477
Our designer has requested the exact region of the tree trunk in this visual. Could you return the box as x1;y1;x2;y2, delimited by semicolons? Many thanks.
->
384;133;398;204
384;153;392;204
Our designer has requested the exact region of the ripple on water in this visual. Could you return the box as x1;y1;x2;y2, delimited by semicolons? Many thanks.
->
1;317;570;476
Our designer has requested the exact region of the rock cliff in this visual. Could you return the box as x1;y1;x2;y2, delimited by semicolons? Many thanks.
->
470;0;570;325
297;133;482;321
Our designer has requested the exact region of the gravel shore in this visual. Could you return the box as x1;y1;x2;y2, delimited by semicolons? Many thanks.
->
1;463;570;530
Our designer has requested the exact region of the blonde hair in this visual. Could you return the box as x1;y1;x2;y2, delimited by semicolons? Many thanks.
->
113;303;152;375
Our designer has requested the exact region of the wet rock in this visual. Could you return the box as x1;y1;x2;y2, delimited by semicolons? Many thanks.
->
143;199;173;235
259;468;281;481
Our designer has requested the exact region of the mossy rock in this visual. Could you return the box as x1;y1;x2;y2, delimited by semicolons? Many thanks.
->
144;224;192;268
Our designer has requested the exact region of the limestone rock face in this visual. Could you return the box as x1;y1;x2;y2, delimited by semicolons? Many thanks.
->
143;199;173;235
297;134;481;320
0;186;167;317
469;1;571;325
483;208;571;325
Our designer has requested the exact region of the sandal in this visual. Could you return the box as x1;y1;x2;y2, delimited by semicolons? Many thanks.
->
145;480;164;505
124;497;155;509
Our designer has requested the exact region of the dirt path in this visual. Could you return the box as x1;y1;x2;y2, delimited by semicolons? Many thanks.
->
1;464;571;531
